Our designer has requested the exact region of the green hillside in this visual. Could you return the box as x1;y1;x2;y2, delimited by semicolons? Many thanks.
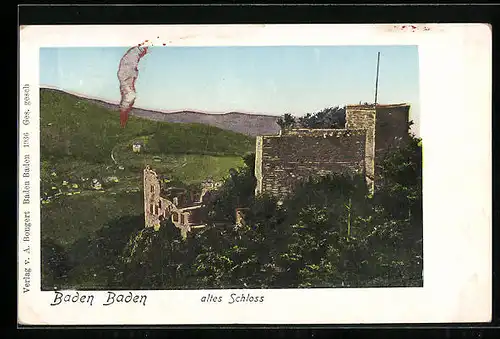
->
40;88;255;162
40;88;255;247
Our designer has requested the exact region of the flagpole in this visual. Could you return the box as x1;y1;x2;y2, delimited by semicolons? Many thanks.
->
374;52;381;106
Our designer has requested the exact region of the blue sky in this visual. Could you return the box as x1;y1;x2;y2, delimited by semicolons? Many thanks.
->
40;45;420;124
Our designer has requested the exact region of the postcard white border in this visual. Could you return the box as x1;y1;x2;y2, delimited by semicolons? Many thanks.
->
18;24;492;325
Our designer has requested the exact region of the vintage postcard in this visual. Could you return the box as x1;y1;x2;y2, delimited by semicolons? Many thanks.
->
18;24;491;325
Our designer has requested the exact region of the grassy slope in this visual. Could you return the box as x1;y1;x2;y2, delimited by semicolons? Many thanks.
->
40;88;254;162
42;191;144;247
40;88;254;247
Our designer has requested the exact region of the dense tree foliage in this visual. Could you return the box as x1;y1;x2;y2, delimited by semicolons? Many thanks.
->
276;113;296;131
205;152;256;224
277;107;347;131
42;130;422;290
298;106;346;129
41;239;70;289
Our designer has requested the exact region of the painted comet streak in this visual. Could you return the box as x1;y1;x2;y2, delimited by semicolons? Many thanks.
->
117;45;149;127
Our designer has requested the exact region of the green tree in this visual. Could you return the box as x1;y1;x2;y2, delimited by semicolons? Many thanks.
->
206;155;256;224
64;215;144;289
41;238;70;290
274;174;371;288
120;218;200;289
360;132;423;287
276;113;296;131
298;106;346;129
189;224;237;288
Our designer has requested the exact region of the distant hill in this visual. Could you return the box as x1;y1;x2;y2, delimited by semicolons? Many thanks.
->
129;109;281;137
42;88;281;137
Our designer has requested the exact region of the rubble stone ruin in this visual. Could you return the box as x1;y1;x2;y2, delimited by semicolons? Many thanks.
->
254;103;411;200
143;166;214;238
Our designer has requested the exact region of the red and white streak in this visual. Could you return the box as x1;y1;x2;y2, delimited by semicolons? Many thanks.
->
117;45;148;127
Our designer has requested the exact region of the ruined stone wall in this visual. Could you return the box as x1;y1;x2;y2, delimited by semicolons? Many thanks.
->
374;105;410;178
255;104;410;200
256;129;366;200
345;104;410;188
345;105;376;191
255;136;264;195
144;166;207;236
144;166;172;229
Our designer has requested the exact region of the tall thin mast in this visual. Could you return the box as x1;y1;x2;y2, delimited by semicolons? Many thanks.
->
374;52;381;106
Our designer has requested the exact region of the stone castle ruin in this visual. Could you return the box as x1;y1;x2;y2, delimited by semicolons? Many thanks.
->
144;103;411;235
254;104;411;200
143;166;218;237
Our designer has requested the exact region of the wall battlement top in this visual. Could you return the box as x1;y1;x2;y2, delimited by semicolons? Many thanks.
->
345;103;410;110
345;105;376;110
262;128;368;139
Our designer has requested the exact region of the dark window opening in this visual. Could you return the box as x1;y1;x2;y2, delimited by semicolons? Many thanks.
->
172;213;179;222
149;204;153;214
181;214;185;225
151;185;154;193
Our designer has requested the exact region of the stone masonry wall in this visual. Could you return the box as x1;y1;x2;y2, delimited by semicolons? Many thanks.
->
345;104;410;190
255;129;367;200
255;104;410;200
345;105;376;191
144;166;204;236
144;166;171;229
374;104;410;179
255;136;264;195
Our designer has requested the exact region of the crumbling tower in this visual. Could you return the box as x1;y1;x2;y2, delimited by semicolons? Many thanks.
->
144;166;171;229
345;103;410;192
345;104;376;192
